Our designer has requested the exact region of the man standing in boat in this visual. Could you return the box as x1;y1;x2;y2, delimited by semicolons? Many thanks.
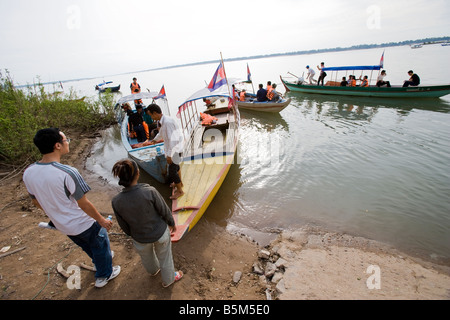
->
317;62;327;86
130;77;141;94
306;65;317;84
147;104;185;200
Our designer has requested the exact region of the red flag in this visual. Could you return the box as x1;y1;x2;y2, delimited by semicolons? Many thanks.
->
208;62;227;91
153;85;166;100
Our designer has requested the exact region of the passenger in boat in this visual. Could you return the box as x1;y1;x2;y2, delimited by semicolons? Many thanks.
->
376;70;391;87
269;83;281;102
256;84;268;102
146;104;185;200
111;159;183;288
340;77;348;87
143;106;158;139
360;76;370;87
130;77;141;94
240;89;247;101
306;65;317;84
348;75;357;87
317;62;327;86
266;81;272;92
403;70;421;87
128;105;147;143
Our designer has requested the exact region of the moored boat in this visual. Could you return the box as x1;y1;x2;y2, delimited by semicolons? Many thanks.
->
237;97;291;113
114;90;170;183
280;76;450;99
170;62;240;242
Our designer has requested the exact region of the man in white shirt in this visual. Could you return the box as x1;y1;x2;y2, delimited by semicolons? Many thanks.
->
306;65;316;84
23;128;120;288
147;104;185;200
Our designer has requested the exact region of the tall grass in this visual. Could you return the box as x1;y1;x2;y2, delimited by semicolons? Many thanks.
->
0;71;117;164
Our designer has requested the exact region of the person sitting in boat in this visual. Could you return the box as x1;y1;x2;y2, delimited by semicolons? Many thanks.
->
128;105;147;143
340;77;348;87
348;75;357;87
359;75;370;87
240;89;247;102
376;70;391;88
232;85;240;100
266;81;272;92
143;106;158;139
403;70;420;87
269;83;281;102
256;84;268;102
306;65;317;84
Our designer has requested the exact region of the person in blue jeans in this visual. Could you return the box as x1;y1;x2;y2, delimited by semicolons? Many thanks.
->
23;128;120;288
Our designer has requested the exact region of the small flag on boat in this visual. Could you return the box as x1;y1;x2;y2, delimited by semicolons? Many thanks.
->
153;85;166;100
247;63;252;82
380;51;385;68
208;62;227;91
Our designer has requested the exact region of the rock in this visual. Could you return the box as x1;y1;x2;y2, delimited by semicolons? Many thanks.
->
271;272;283;284
265;289;272;300
275;258;288;269
264;262;277;278
233;271;242;284
258;249;271;260
276;278;286;294
253;262;264;275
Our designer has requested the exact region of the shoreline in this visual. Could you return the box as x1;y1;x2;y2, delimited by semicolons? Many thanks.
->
0;129;449;300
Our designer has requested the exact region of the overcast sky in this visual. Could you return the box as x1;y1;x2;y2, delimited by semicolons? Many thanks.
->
1;0;449;84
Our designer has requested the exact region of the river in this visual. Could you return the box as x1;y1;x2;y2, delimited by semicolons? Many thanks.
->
62;44;450;263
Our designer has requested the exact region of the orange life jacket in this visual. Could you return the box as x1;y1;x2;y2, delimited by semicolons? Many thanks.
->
349;79;356;87
131;82;141;94
240;91;246;101
267;88;274;100
361;79;369;87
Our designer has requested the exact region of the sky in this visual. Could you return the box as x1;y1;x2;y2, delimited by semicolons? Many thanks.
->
1;0;449;84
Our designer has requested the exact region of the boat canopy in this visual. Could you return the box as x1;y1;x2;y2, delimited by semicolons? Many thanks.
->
322;65;382;72
117;91;161;104
179;78;245;106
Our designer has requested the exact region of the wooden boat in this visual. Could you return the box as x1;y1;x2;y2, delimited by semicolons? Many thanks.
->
281;60;450;99
114;91;170;183
96;83;121;93
281;76;450;99
237;97;291;113
170;76;240;242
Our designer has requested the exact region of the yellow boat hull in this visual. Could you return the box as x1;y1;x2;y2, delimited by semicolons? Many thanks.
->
170;154;234;242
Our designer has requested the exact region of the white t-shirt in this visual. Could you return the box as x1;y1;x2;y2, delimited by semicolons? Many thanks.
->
23;162;95;236
307;68;316;76
154;114;184;157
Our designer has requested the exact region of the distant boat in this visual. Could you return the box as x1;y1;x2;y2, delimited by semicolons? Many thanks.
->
114;91;170;183
95;82;121;93
170;70;240;242
441;43;450;47
411;44;423;49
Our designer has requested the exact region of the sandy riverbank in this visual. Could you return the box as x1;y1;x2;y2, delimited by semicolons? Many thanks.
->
0;129;449;300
